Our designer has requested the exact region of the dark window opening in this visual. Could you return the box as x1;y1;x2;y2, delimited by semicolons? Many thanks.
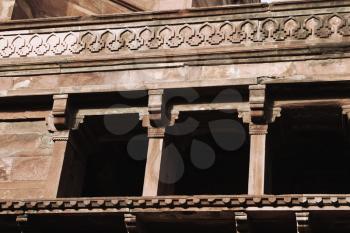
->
163;110;249;195
58;114;148;197
269;106;350;194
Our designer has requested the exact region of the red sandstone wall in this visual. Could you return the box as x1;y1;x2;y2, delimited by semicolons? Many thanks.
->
0;120;53;199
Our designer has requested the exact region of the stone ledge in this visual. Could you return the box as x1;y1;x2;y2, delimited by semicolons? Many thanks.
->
0;195;350;214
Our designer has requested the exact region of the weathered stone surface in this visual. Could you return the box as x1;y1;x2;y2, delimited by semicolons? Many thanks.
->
0;120;53;198
0;158;14;181
0;0;15;20
11;157;51;181
0;58;349;98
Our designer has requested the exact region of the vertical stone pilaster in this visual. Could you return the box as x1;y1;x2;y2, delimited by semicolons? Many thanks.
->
142;127;166;196
248;124;268;195
0;0;15;20
44;131;70;198
142;89;168;196
45;94;71;198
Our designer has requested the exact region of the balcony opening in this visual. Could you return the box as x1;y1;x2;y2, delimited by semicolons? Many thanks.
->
163;110;249;195
57;114;148;198
268;106;350;194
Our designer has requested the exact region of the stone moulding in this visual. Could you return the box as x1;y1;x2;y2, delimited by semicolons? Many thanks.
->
1;1;350;72
0;195;349;214
1;13;349;59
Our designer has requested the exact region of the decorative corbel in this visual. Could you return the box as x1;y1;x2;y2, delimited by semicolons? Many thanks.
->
143;89;181;138
148;89;165;128
48;94;71;131
266;106;282;123
296;212;311;233
342;105;350;121
235;212;249;233
249;85;266;123
238;105;251;124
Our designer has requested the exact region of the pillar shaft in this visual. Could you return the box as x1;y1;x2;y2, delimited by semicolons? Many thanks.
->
248;124;268;195
44;131;70;198
0;0;15;20
142;137;164;196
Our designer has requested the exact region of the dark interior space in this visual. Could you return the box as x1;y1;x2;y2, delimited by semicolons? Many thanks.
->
58;114;148;198
269;106;350;194
164;110;249;195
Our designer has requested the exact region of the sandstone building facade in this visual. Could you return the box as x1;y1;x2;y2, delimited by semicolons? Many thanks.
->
0;0;349;232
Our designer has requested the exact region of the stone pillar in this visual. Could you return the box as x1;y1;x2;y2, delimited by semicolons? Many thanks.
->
142;89;167;196
142;127;165;196
0;0;15;20
44;131;70;198
248;124;268;195
45;94;71;198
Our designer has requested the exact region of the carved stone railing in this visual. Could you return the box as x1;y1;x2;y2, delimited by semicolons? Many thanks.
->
1;0;350;67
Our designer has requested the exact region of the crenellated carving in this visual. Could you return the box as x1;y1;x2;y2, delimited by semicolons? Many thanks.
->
52;131;70;142
48;94;71;131
1;13;350;59
296;212;311;233
234;212;249;233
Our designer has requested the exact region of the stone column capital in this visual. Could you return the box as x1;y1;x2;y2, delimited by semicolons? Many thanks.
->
249;124;268;135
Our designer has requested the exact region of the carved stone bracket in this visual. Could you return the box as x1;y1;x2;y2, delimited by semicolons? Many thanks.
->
238;105;251;124
143;89;180;138
296;212;311;233
342;105;350;120
249;85;266;123
124;214;138;233
148;89;165;128
234;212;249;233
47;94;71;131
267;106;282;123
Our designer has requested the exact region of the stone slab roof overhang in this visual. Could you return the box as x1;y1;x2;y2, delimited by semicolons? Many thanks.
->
0;0;350;78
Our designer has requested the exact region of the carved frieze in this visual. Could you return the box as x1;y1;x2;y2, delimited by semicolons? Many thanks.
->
0;13;349;60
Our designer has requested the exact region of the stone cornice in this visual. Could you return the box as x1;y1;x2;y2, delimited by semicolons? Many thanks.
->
1;1;350;75
0;195;350;215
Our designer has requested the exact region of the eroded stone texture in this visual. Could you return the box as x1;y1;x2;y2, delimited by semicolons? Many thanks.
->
0;120;53;199
0;0;15;20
